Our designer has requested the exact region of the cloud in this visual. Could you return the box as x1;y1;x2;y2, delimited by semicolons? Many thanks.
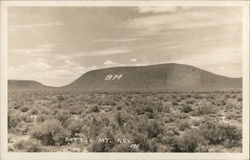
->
123;7;242;36
71;48;130;57
9;22;64;31
104;60;117;65
9;48;53;54
130;58;137;62
8;57;97;86
18;58;52;71
138;6;188;13
89;48;130;56
94;38;142;43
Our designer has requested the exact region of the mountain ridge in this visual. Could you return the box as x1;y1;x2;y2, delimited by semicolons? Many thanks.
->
8;63;242;92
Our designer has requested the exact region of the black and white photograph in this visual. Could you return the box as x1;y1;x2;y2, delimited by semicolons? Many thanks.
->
0;1;249;159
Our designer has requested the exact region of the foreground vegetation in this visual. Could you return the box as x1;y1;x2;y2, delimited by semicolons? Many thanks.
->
8;90;242;152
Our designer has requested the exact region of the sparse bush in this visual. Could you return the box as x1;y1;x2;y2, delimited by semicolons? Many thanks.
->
24;139;42;152
194;104;215;116
237;97;242;102
88;105;100;113
178;120;191;131
181;105;192;113
172;101;178;106
147;120;164;138
192;119;200;127
54;109;71;124
220;123;242;148
199;121;223;145
30;119;70;146
111;143;134;152
116;105;122;110
88;127;115;152
132;132;150;151
57;94;65;101
29;108;39;115
171;130;208;152
68;119;82;135
20;106;29;112
199;121;242;147
14;140;25;150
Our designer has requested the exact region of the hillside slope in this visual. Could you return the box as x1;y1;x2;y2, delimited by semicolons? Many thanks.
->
8;80;53;90
63;63;242;92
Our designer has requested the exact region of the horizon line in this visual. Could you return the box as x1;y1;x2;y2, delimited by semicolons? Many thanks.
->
8;62;242;88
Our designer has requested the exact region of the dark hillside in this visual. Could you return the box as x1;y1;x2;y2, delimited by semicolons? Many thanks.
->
63;63;242;92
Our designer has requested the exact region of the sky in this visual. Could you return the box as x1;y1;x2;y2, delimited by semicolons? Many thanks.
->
8;6;242;87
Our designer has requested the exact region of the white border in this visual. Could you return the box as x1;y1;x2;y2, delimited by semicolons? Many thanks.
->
0;1;249;160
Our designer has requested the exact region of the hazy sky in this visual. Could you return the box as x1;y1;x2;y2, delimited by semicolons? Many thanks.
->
8;6;242;87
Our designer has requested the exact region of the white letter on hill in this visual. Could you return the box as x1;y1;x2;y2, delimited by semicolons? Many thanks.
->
105;75;113;80
113;74;123;80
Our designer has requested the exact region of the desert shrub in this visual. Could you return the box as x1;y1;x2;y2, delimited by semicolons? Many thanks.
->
132;132;150;151
171;95;177;99
171;130;208;152
88;127;115;152
181;105;192;113
147;120;164;138
8;146;14;151
88;141;106;152
157;144;171;152
87;117;105;138
20;106;29;112
220;100;226;105
54;109;71;124
147;139;158;152
29;108;39;115
178;120;191;131
68;119;82;135
199;121;223;145
163;104;171;113
116;105;122;110
186;100;194;105
30;119;70;146
143;105;154;113
115;111;129;127
24;139;42;152
8;136;13;143
57;94;65;101
13;104;21;109
192;119;200;127
219;123;242;148
15;121;30;134
199;121;242;147
88;105;100;113
37;114;49;123
193;104;215;116
14;140;25;150
172;101;178;106
237;97;242;102
8;114;19;129
165;125;179;137
155;104;164;112
111;143;133;152
40;107;51;115
70;105;83;115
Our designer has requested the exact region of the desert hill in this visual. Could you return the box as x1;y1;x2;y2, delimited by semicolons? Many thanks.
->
8;80;54;90
63;63;242;92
